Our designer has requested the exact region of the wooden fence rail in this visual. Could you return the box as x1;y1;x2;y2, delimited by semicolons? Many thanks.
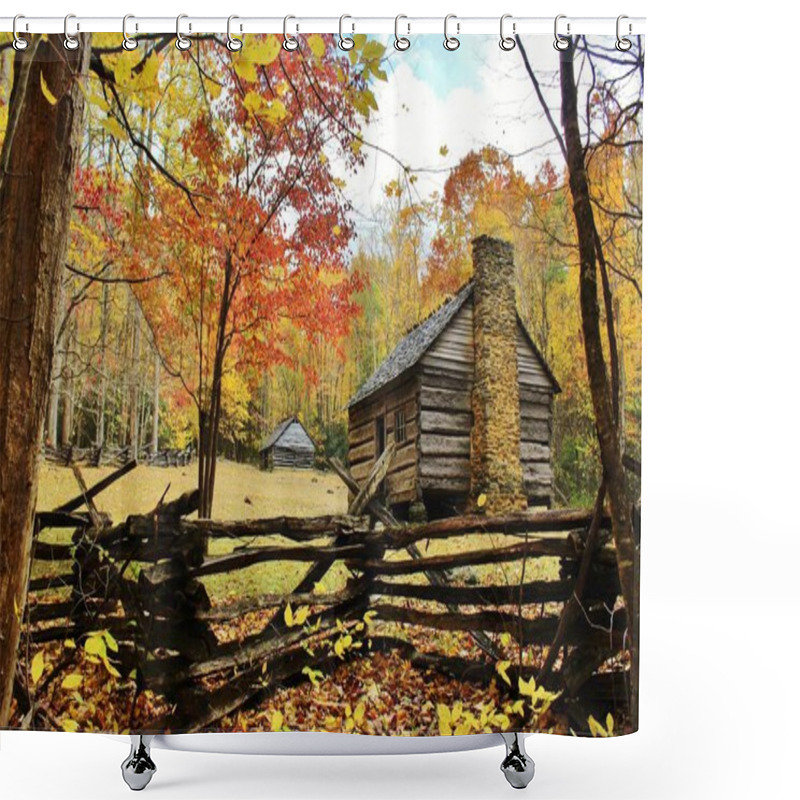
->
23;459;628;735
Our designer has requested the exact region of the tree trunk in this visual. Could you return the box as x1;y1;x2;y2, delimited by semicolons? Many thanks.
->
96;282;109;448
47;284;66;447
151;343;160;455
128;295;141;460
0;35;90;727
558;42;639;727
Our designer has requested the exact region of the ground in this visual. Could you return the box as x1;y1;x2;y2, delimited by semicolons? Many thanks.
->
37;459;349;520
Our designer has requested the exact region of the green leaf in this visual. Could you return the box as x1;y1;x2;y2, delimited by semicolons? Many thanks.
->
61;718;79;733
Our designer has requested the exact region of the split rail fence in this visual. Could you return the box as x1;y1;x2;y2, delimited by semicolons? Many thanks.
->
23;455;630;734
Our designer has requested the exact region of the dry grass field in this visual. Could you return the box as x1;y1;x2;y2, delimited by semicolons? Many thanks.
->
36;459;348;521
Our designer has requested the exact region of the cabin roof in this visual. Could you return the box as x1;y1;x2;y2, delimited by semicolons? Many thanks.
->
259;416;316;453
347;282;560;409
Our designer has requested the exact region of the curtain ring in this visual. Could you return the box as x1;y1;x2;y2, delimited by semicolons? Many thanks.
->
443;14;460;51
283;15;298;51
394;15;410;51
176;14;191;51
12;14;29;51
616;15;632;51
227;15;243;51
122;15;138;51
499;14;515;51
339;15;355;51
64;14;80;50
553;14;570;51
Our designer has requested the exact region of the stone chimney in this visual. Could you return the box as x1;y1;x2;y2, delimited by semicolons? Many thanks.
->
469;235;527;514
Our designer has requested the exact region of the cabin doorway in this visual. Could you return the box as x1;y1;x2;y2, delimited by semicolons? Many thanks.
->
375;415;386;457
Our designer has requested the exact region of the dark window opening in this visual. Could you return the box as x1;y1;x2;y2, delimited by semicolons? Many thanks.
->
376;415;386;457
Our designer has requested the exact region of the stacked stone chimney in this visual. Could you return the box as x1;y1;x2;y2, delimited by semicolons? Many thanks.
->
469;235;527;514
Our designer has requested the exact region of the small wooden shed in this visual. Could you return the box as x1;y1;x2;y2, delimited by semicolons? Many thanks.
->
347;235;560;518
260;416;316;470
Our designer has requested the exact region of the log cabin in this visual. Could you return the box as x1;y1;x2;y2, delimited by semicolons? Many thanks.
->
259;416;316;470
347;235;560;520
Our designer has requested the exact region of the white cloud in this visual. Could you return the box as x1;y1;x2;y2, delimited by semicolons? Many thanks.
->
345;35;569;235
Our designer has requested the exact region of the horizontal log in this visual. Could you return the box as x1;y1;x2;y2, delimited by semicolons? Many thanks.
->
419;409;473;435
28;618;135;645
28;573;75;592
384;508;608;548
419;386;471;413
521;418;551;441
184;515;369;542
419;475;470;493
28;598;117;623
145;541;380;585
420;368;471;393
370;574;620;606
372;604;621;648
33;541;74;561
419;457;471;480
197;579;367;621
521;442;550;462
419;433;470;458
35;511;92;530
143;594;369;687
355;538;573;576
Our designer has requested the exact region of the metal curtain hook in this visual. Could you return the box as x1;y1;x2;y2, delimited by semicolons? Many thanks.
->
499;14;515;51
443;14;460;51
12;14;29;51
616;15;632;51
227;15;243;51
339;15;355;51
64;14;79;50
394;15;410;51
176;14;191;51
553;14;570;51
283;15;298;51
122;15;138;51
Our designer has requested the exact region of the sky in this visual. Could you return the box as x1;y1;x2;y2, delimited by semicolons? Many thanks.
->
344;34;572;238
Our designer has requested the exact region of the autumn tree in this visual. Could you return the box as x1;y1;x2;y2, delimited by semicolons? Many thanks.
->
126;35;381;516
517;33;643;724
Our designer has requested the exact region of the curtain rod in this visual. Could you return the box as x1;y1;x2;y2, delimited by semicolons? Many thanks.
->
0;16;646;37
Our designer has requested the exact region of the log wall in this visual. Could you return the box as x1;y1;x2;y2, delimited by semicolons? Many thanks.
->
348;375;420;505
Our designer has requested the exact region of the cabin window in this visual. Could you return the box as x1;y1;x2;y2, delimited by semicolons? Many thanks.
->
376;416;386;457
394;409;406;444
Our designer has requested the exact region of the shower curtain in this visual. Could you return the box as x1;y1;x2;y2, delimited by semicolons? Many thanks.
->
0;22;642;739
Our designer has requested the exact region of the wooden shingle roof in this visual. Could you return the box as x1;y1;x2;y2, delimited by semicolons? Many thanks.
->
347;282;559;409
260;416;316;454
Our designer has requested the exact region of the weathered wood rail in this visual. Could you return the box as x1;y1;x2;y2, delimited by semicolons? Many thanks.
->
23;460;628;735
42;443;194;467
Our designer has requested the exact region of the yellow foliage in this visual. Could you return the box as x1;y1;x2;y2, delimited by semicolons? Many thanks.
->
40;73;57;106
61;674;83;691
30;651;45;686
